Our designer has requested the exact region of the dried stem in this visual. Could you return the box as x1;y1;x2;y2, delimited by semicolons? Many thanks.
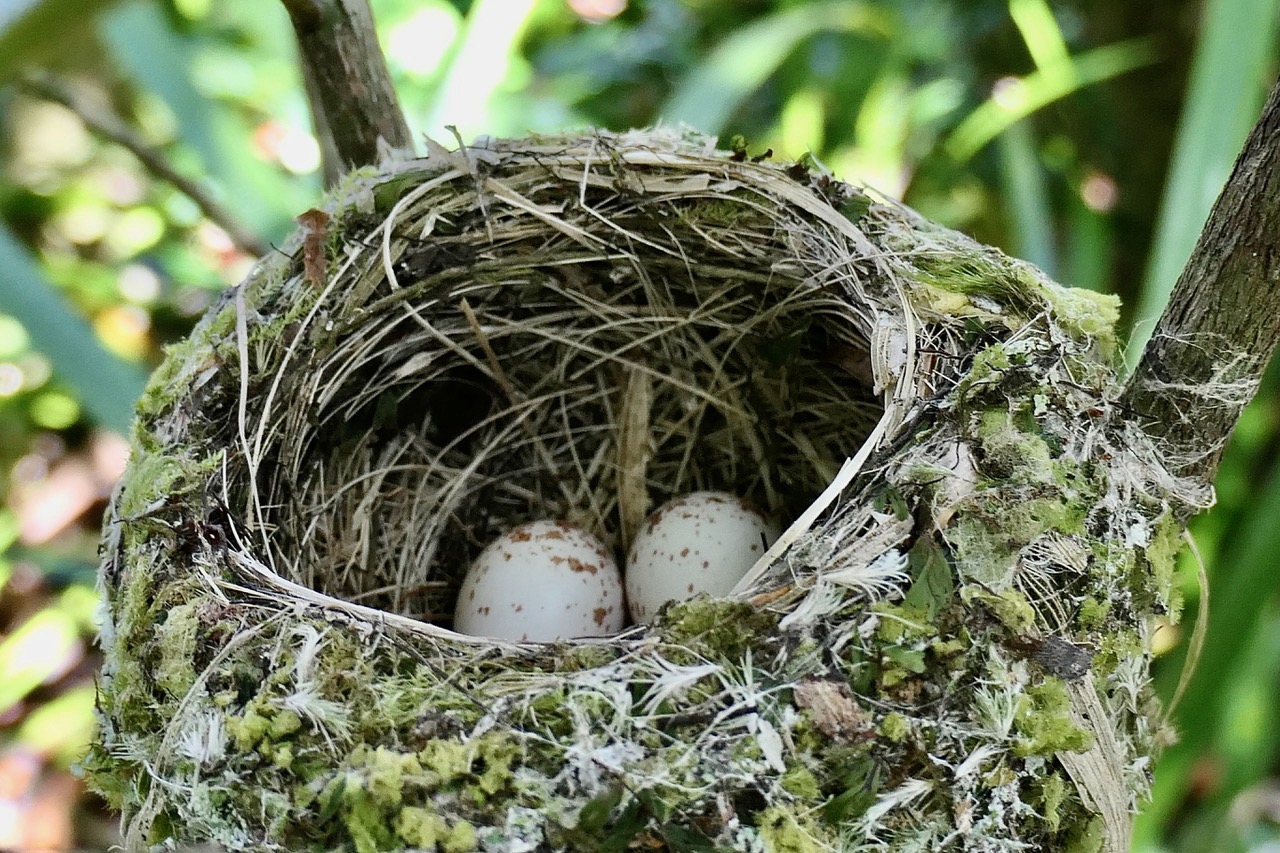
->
279;0;413;185
20;71;271;258
1120;78;1280;488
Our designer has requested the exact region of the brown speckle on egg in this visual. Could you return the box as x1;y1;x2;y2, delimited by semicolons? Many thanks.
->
625;491;779;624
453;520;624;641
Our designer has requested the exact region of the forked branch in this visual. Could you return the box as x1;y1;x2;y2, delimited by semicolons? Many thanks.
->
279;0;413;185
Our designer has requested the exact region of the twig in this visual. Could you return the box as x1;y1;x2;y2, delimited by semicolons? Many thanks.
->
279;0;413;185
1120;78;1280;488
19;71;271;259
1162;530;1209;726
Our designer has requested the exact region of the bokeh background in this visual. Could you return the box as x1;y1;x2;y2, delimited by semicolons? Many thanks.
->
0;0;1276;849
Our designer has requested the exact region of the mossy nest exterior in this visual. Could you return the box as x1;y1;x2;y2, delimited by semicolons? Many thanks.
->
90;130;1191;852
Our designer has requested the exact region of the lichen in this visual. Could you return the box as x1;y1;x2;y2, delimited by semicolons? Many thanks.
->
977;408;1054;481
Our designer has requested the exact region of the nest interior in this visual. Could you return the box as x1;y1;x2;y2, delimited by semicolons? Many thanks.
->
262;165;885;623
91;130;1196;853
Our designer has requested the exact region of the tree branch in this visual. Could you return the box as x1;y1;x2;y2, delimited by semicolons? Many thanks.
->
1119;78;1280;488
280;0;413;186
20;71;271;259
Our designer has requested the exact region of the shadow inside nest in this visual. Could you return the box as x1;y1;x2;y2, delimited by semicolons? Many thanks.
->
240;178;889;627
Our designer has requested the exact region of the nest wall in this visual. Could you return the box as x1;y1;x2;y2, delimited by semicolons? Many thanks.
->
91;130;1191;852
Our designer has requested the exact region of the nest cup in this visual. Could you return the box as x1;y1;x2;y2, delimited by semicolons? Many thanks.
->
269;159;885;623
92;130;1175;852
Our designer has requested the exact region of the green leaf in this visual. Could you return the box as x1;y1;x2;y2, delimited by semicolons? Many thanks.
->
0;608;79;718
1008;0;1070;71
662;1;891;134
100;1;225;180
823;761;880;825
904;537;955;621
599;796;648;853
0;0;121;81
883;645;926;673
0;224;147;433
99;1;300;238
1126;0;1280;364
423;0;540;140
2;545;97;587
661;822;720;853
1062;191;1113;292
945;39;1156;163
996;119;1056;277
577;785;625;835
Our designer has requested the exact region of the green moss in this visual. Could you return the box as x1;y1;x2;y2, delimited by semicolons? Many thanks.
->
874;603;933;644
154;603;199;699
1067;815;1106;853
133;337;200;424
227;705;272;751
115;452;213;518
412;733;518;801
902;239;1034;312
977;409;1053;481
967;587;1036;633
678;195;769;229
269;742;294;770
780;766;821;799
1043;285;1121;360
1143;512;1185;618
359;745;420;807
269;709;302;739
657;598;777;663
1014;679;1093;757
557;644;619;672
1000;497;1086;543
471;733;518;797
90;134;1156;850
418;739;473;787
1077;597;1110;630
757;805;827;853
914;281;975;317
441;820;479;853
1039;772;1068;831
969;344;1013;379
930;636;966;657
1092;629;1144;678
343;787;397;853
984;762;1018;788
879;712;908;742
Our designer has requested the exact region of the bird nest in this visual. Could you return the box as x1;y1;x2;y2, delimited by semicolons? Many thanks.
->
90;130;1188;852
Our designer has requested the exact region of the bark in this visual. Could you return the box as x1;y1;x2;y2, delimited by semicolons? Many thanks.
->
279;0;413;185
1120;79;1280;487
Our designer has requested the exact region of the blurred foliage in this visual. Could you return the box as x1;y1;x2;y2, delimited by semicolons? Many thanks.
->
0;0;1277;849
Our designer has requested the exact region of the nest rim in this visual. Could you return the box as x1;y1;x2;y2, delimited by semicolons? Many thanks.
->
187;129;935;649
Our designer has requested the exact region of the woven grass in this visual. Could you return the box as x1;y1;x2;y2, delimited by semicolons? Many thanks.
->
90;130;1192;852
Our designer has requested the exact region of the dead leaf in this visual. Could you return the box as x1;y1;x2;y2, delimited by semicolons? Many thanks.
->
296;208;331;286
793;677;874;741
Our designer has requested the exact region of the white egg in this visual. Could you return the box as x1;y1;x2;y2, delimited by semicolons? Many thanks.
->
454;520;625;642
625;491;779;623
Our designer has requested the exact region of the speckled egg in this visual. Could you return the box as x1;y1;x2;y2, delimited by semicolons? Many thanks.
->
625;491;779;623
454;521;625;642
